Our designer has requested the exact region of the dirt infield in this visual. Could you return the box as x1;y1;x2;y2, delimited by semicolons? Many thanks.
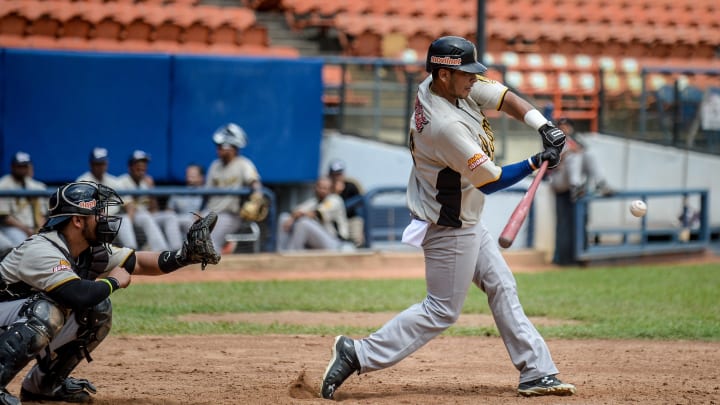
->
10;251;719;404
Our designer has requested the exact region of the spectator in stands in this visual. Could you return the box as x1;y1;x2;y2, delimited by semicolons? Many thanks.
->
76;147;137;249
167;163;206;235
276;176;349;251
327;159;365;247
546;117;614;265
116;150;182;251
205;123;263;252
0;152;47;247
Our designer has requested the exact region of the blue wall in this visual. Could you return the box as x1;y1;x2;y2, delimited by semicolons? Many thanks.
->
0;49;324;185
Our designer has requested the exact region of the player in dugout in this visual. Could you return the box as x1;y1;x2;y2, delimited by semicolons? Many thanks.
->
320;36;576;399
0;181;219;404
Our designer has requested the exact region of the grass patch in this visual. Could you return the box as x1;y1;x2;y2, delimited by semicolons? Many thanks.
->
111;263;720;340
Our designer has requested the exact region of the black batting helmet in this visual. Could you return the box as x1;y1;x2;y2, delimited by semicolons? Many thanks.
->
426;36;487;74
43;181;124;244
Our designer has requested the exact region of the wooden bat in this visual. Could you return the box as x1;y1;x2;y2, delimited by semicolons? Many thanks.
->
498;160;549;248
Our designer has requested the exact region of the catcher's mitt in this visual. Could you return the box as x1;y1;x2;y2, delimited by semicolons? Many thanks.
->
240;191;269;222
181;211;221;270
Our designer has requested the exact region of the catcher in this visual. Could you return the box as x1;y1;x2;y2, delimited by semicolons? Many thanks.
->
0;181;220;404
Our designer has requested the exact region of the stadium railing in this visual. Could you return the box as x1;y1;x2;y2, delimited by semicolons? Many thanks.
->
0;187;278;252
575;189;711;262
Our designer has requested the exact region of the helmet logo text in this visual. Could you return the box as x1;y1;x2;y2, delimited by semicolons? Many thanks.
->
430;56;462;66
79;200;97;209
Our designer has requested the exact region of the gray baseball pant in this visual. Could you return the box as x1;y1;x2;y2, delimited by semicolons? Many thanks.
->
355;220;559;383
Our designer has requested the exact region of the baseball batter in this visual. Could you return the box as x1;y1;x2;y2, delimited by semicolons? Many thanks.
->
0;181;219;404
321;36;575;399
205;123;263;251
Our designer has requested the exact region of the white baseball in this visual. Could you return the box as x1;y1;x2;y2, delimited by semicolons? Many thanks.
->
630;200;647;217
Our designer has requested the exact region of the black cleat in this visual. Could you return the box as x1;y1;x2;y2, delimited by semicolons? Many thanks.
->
0;388;20;405
518;374;576;396
21;377;96;403
320;335;360;399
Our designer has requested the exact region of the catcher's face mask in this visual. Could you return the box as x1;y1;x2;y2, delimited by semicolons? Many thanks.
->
43;181;124;246
94;184;123;245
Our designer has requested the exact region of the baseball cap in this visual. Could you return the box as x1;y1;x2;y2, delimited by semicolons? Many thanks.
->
11;151;31;165
328;159;346;175
128;149;151;164
90;147;109;163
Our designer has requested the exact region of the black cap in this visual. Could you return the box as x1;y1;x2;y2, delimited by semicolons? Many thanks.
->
328;159;346;175
426;36;487;74
128;149;151;164
11;151;31;165
90;147;109;163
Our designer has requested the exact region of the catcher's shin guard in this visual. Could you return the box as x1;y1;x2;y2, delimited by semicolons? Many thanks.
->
33;298;112;395
0;295;65;388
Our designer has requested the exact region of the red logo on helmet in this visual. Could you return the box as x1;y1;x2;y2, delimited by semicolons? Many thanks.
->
430;56;462;66
79;200;97;209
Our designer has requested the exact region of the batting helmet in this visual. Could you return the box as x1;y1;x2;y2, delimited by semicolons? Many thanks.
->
42;181;124;244
212;123;247;149
426;36;487;74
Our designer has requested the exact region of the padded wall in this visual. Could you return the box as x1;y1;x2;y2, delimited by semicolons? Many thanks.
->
169;55;323;183
2;49;172;182
0;50;324;185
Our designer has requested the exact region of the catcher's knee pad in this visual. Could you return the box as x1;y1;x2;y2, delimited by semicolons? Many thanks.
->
75;298;113;345
36;299;113;387
0;296;65;386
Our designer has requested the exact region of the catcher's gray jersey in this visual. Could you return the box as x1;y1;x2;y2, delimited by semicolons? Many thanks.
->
0;231;133;300
407;75;508;227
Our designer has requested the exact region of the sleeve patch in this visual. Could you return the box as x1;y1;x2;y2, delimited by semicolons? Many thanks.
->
52;259;73;273
467;153;489;171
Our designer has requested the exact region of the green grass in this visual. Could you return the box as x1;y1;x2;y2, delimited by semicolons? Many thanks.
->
110;263;720;340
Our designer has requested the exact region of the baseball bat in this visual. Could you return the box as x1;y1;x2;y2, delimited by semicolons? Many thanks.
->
498;160;549;248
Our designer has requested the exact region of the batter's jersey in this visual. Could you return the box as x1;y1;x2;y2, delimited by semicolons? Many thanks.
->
407;75;509;228
205;156;260;214
0;175;47;228
0;231;134;301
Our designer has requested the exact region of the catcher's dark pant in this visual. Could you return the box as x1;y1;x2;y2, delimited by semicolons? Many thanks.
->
0;295;111;395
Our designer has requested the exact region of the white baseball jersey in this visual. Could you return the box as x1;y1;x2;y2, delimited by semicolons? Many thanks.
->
116;174;152;211
407;75;508;227
205;156;260;214
0;175;47;229
0;231;133;300
294;194;349;240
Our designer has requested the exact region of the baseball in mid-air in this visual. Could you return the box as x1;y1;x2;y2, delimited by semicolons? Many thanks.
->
630;200;647;217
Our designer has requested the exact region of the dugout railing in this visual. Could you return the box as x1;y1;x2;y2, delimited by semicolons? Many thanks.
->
0;187;278;253
574;189;711;262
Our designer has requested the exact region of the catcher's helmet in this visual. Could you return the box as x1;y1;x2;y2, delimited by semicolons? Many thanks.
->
212;123;247;149
43;181;124;244
426;36;487;74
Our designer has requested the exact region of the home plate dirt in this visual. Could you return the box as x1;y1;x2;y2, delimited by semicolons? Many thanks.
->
9;252;716;404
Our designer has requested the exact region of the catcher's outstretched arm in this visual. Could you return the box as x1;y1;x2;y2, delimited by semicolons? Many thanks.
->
134;211;222;275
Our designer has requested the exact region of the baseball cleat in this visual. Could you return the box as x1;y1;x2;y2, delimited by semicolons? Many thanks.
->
0;388;20;405
320;335;360;399
20;377;96;403
518;375;576;397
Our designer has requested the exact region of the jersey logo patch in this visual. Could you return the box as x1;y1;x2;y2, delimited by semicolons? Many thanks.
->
467;153;488;170
52;259;72;273
414;96;429;133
